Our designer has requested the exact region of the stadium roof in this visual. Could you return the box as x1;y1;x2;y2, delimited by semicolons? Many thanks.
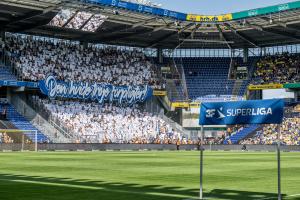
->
1;0;300;49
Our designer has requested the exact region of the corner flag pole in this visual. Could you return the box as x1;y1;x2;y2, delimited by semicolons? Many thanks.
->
35;130;38;152
200;125;204;200
277;124;282;200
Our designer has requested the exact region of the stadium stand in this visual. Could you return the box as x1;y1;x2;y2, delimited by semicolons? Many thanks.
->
2;34;300;146
221;102;300;146
224;125;260;144
1;16;300;147
5;34;164;89
0;103;48;143
169;57;257;100
240;109;300;145
30;96;182;144
252;53;300;85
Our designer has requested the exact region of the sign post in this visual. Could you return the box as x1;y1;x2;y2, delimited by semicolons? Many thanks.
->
277;125;282;200
199;125;204;200
199;99;284;200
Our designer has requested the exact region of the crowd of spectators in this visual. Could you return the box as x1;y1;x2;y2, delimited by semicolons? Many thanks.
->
240;114;300;145
32;96;181;144
0;132;13;143
48;9;76;27
82;14;108;32
49;9;107;32
252;53;300;85
30;95;227;145
3;33;300;146
201;136;225;145
66;11;92;30
5;34;164;89
295;104;300;112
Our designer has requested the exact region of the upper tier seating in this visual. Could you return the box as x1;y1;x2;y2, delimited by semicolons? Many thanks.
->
166;57;256;100
5;34;163;89
252;53;300;85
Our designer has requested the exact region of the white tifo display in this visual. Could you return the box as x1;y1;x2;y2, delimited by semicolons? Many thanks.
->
263;89;295;99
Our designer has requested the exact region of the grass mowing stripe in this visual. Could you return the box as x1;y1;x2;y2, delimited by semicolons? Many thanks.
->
0;151;299;200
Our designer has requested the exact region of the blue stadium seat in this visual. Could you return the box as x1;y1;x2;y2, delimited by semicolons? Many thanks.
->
0;104;48;142
164;57;257;101
224;125;260;144
0;67;17;81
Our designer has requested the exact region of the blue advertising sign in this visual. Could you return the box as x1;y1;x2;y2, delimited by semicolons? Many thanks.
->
39;75;153;105
81;0;187;21
199;99;284;125
0;80;39;88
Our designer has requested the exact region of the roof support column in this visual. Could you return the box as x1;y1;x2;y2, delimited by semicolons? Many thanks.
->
296;91;300;102
0;31;5;40
231;49;235;58
80;41;88;49
0;31;5;64
157;48;163;64
243;48;248;63
261;47;266;57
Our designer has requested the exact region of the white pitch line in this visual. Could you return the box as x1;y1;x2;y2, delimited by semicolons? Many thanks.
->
287;194;300;197
260;196;278;200
259;193;300;200
184;193;300;200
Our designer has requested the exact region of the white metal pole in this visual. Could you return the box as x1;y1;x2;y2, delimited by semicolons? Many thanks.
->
21;134;24;152
277;124;282;200
35;130;38;152
200;125;204;200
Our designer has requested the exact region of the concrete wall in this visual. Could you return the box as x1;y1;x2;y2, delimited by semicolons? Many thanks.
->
0;144;300;152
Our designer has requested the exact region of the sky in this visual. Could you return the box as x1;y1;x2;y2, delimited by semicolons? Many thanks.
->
153;0;297;14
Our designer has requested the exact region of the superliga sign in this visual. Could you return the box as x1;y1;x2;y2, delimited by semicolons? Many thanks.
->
199;99;284;125
39;75;153;105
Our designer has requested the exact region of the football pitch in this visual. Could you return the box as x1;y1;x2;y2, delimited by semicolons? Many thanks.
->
0;151;299;200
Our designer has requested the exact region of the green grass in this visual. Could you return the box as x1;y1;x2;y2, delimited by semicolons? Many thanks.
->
0;151;299;200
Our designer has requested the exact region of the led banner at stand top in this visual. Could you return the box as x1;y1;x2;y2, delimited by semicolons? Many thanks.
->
232;1;300;20
0;80;38;88
39;75;153;105
189;102;201;108
186;14;232;22
82;0;300;22
171;102;190;109
82;0;187;20
283;82;300;89
199;99;284;125
248;84;283;90
153;90;167;96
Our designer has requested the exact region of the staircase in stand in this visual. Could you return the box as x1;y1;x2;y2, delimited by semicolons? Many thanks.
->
224;124;260;144
232;80;244;96
0;104;48;142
